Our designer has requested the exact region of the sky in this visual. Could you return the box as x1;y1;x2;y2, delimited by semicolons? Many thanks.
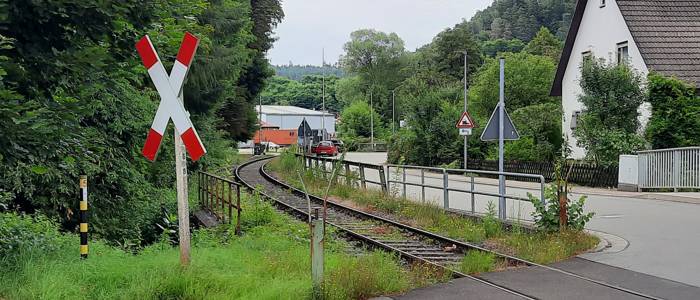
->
267;0;493;66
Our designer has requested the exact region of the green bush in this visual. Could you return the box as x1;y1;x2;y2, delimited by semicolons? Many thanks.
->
482;201;502;238
646;73;700;149
573;58;646;164
0;213;66;266
528;185;594;232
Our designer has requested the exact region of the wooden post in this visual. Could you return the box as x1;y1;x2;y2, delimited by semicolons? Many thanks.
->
228;183;233;224
311;209;324;298
359;165;366;189
235;185;241;236
174;94;191;267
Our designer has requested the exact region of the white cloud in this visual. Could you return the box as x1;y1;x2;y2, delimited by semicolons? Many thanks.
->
267;0;492;66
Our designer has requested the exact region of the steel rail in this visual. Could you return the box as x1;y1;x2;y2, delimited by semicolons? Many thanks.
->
235;156;537;300
246;156;664;300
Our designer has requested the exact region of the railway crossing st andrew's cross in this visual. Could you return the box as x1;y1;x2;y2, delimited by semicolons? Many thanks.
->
136;32;205;266
136;33;206;161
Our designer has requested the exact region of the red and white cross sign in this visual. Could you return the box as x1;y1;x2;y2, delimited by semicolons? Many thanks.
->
136;32;206;161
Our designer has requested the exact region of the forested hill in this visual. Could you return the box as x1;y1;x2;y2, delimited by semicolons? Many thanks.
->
274;64;344;80
467;0;576;42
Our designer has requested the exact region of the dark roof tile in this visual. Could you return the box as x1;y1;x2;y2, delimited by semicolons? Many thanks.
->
552;0;700;96
617;0;700;85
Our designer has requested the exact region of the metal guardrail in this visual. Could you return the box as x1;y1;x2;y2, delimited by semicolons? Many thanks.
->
355;142;388;152
296;154;387;192
197;171;242;234
638;147;700;191
387;164;546;215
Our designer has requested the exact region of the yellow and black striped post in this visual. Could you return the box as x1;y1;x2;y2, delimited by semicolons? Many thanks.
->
79;175;88;259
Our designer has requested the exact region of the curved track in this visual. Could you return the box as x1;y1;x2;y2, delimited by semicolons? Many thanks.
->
235;156;664;300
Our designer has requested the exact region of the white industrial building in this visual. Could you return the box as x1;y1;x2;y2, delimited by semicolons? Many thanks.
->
255;105;336;134
551;0;700;159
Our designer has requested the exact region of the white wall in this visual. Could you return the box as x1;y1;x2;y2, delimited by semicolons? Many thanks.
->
262;113;336;134
562;0;649;159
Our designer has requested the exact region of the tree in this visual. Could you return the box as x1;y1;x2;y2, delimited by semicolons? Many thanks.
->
510;103;563;160
0;0;283;245
481;39;525;57
430;24;483;81
469;52;558;118
524;27;563;61
645;73;700;149
574;58;646;164
338;100;383;138
339;29;407;119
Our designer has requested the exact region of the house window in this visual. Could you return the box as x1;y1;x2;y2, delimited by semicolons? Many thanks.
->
617;42;629;64
600;0;606;7
571;111;582;130
582;51;592;62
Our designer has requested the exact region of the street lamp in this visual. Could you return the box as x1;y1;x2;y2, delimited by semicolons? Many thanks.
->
456;50;469;168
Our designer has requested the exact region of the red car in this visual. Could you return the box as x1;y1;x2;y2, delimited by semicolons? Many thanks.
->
311;141;338;156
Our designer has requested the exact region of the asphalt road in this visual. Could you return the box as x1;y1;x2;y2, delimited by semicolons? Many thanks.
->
341;152;700;288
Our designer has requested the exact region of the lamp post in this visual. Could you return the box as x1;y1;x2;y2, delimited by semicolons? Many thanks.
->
370;91;374;148
321;48;326;139
392;89;395;134
463;51;468;168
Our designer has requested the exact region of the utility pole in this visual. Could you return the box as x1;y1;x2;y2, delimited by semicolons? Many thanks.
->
259;95;264;153
321;48;326;139
463;51;469;169
392;90;396;135
370;91;374;148
498;58;506;220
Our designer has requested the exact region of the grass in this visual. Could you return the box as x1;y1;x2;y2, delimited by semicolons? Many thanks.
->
460;251;497;274
268;153;599;268
1;191;447;300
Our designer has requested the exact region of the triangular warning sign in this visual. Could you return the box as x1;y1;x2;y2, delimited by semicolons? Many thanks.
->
480;104;520;141
456;111;476;129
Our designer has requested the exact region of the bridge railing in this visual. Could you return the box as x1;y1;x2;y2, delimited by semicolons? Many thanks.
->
197;171;242;234
387;164;545;216
296;154;387;192
638;147;700;191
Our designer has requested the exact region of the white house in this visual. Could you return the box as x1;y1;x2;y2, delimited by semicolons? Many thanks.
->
551;0;700;158
255;105;336;134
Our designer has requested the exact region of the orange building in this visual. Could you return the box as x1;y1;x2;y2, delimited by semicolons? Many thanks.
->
253;121;298;146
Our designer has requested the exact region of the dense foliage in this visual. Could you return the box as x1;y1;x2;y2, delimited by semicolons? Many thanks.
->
467;0;576;41
645;73;700;149
261;75;342;112
0;0;282;245
274;64;344;81
573;59;646;164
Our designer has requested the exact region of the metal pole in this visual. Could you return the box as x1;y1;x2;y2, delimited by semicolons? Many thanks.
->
79;175;88;259
370;91;374;149
402;167;406;198
322;48;326;136
463;51;469;169
259;95;264;153
498;58;506;220
392;90;396;135
443;169;449;209
470;175;475;214
175;92;191;266
420;169;425;202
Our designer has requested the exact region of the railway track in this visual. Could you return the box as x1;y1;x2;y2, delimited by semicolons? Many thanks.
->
234;156;664;300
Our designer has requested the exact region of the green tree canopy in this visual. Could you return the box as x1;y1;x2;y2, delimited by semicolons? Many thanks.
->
645;73;700;149
574;58;646;164
469;52;558;118
524;27;563;62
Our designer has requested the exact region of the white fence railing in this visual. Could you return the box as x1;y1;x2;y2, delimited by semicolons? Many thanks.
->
638;147;700;191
